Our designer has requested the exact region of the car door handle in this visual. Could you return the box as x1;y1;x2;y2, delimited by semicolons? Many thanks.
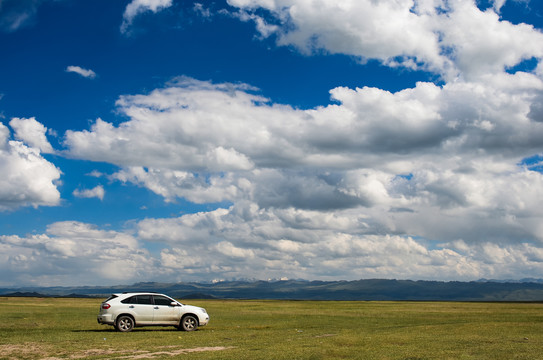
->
154;306;159;309
129;305;134;308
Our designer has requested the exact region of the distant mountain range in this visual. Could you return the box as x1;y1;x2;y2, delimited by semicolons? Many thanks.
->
2;279;543;301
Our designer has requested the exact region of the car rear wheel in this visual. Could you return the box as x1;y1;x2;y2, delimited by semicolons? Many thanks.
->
180;315;198;331
116;315;135;332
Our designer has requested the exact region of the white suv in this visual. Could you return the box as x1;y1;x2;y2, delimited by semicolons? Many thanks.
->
97;292;209;332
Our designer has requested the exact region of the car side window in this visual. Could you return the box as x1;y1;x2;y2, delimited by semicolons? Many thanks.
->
121;296;137;304
136;295;153;305
153;295;173;306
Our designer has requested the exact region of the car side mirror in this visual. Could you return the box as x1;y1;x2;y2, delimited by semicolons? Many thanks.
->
170;302;179;307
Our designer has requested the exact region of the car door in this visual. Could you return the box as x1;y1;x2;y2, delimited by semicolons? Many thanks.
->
152;295;180;325
122;295;155;325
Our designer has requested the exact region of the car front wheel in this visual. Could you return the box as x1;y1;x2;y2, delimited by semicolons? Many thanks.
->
116;315;135;332
180;315;198;331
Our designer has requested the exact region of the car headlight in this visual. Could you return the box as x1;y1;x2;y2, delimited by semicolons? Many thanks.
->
200;308;207;314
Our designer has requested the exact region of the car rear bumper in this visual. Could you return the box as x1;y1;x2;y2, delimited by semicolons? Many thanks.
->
97;314;114;325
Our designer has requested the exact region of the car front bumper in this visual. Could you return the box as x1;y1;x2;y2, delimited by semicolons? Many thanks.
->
199;315;210;326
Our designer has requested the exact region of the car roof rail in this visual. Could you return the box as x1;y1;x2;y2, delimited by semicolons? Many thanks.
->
121;291;161;294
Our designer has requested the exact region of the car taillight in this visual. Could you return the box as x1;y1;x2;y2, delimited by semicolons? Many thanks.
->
102;303;111;309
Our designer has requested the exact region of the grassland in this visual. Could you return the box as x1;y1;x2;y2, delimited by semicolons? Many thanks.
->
0;297;542;359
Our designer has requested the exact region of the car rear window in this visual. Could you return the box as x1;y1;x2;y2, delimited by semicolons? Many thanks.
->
104;295;118;302
121;296;138;304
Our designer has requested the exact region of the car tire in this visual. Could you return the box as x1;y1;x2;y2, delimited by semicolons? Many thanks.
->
116;315;135;332
180;315;198;331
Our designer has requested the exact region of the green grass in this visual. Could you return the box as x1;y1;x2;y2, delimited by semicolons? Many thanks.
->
0;297;542;359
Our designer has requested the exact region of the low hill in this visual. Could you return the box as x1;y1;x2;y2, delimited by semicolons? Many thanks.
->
2;279;543;301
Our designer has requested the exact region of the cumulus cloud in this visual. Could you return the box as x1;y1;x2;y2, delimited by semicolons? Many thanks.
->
59;68;543;244
3;203;543;285
111;166;246;203
65;65;97;79
0;120;60;211
73;185;105;201
0;221;153;286
440;1;543;80
134;203;543;281
121;0;173;34
55;58;543;280
64;74;543;173
9;117;54;154
226;0;543;80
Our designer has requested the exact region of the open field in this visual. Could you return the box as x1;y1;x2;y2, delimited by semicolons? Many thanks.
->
0;297;542;359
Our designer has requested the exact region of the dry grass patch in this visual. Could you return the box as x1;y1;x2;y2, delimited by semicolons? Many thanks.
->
118;346;233;359
3;344;233;360
0;343;52;359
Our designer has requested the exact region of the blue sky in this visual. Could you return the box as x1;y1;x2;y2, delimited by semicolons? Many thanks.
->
1;0;543;286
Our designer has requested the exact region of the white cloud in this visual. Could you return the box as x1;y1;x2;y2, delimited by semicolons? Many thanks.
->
9;117;54;154
226;0;543;80
60;71;543;254
134;204;543;281
65;65;97;79
64;79;275;171
215;241;255;259
0;221;153;286
73;185;105;201
440;1;543;80
111;166;245;203
64;74;543;172
0;121;10;145
0;121;60;211
492;0;507;12
3;204;543;285
121;0;173;34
